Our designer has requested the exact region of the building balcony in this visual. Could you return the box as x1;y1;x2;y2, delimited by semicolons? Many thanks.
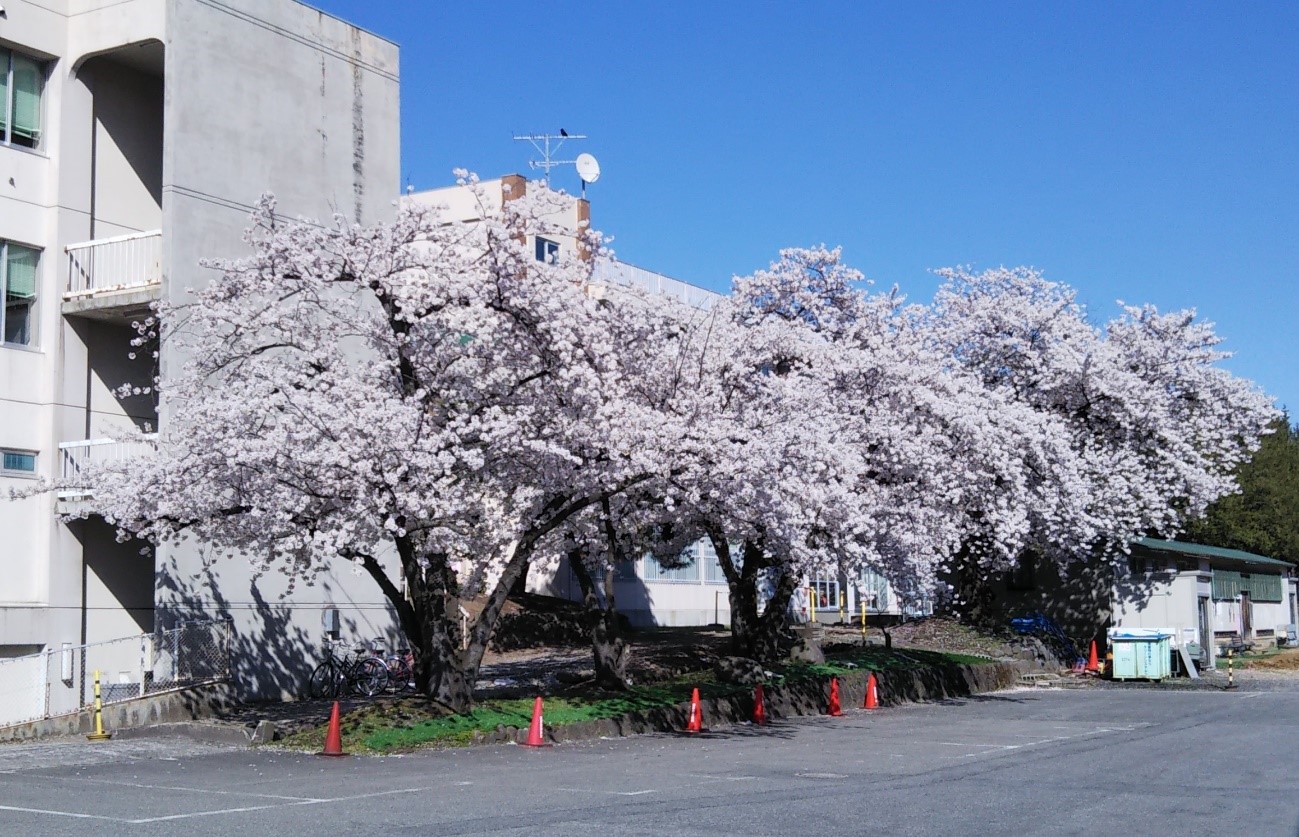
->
62;230;162;322
57;436;157;507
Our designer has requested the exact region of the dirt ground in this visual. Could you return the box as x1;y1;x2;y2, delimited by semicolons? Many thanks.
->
478;615;1024;693
1243;648;1299;670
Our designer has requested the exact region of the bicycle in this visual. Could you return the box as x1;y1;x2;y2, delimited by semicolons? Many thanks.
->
380;646;418;694
307;640;389;699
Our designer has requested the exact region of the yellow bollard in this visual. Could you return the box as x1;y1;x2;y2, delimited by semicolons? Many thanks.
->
808;587;816;623
86;670;112;741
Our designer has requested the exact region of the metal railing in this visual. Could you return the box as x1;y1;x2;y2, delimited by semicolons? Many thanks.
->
0;620;232;729
594;260;720;309
58;436;158;496
65;229;163;297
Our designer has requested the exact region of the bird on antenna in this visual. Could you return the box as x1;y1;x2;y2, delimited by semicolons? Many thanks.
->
560;128;569;137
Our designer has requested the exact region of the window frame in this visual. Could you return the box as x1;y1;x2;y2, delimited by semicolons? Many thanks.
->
534;236;559;264
643;545;700;584
0;46;47;151
0;448;38;478
1;239;40;348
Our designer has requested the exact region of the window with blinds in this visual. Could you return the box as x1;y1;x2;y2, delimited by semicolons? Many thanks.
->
643;545;700;583
2;241;39;346
1;449;36;477
0;48;45;149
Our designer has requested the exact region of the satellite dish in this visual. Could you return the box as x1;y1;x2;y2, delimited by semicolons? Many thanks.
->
575;153;601;184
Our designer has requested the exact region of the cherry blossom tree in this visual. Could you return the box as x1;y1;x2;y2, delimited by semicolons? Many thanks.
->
718;249;1072;652
922;267;1278;619
65;175;651;712
45;174;1277;697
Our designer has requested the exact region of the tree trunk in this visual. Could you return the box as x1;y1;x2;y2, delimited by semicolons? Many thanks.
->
707;531;796;664
569;547;630;690
359;491;613;713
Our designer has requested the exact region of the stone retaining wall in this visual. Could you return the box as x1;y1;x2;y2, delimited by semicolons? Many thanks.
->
0;683;239;743
476;661;1023;746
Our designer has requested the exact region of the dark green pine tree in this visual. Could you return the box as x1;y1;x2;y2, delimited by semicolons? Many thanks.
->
1183;415;1299;564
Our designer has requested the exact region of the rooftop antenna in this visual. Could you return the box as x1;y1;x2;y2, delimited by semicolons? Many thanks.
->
512;131;587;186
575;152;601;199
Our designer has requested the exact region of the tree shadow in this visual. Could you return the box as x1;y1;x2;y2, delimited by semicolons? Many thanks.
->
155;553;364;701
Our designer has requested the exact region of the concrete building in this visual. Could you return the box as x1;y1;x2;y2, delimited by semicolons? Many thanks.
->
0;0;400;705
404;174;721;310
1112;539;1298;669
536;545;929;629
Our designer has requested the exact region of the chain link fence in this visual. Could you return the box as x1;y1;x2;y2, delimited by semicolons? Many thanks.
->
0;620;232;729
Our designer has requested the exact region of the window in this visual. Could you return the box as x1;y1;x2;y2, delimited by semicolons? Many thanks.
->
643;545;699;583
860;568;890;612
810;574;842;610
1;449;36;477
2;242;39;346
702;540;740;585
534;236;559;264
0;48;45;150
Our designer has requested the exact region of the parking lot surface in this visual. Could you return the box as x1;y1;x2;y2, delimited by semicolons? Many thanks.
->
2;685;1297;835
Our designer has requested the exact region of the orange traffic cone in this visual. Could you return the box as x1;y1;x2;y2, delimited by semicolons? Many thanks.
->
319;700;346;757
827;677;842;716
753;684;767;725
1086;640;1100;674
684;687;704;733
863;672;879;710
522;696;549;747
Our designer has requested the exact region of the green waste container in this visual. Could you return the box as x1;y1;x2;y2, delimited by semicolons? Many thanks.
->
1109;629;1173;681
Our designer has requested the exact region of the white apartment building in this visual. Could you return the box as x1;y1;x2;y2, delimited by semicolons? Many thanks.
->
0;0;400;702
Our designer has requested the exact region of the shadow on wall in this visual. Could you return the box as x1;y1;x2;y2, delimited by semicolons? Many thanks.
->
69;517;155;635
156;554;399;701
69;319;158;433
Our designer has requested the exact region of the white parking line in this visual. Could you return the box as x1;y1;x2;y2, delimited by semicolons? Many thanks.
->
129;787;427;824
61;776;320;801
0;786;430;825
0;804;121;821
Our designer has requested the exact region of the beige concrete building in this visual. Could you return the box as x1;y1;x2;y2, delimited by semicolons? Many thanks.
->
0;0;400;708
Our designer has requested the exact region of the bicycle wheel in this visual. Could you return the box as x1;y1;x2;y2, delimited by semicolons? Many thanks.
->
351;658;388;697
308;662;340;699
389;658;416;692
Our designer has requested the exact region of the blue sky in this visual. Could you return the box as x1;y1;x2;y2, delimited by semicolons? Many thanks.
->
313;1;1298;413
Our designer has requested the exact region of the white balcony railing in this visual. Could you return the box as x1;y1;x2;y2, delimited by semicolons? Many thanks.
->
58;436;158;496
65;230;163;297
593;261;720;309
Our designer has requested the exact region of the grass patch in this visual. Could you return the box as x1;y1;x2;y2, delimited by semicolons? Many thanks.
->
277;683;750;754
1214;645;1286;669
274;647;996;754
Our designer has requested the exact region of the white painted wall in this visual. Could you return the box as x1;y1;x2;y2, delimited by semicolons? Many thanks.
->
1112;569;1201;647
0;1;404;702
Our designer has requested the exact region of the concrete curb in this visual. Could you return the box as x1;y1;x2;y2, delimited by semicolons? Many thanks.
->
2;662;1022;749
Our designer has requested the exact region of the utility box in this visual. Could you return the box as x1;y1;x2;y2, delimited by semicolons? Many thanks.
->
1109;629;1173;681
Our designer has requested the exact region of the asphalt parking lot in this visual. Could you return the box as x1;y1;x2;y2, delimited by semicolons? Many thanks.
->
3;684;1298;836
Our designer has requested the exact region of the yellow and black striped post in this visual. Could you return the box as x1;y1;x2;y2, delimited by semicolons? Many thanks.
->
1226;648;1236;690
86;670;112;741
